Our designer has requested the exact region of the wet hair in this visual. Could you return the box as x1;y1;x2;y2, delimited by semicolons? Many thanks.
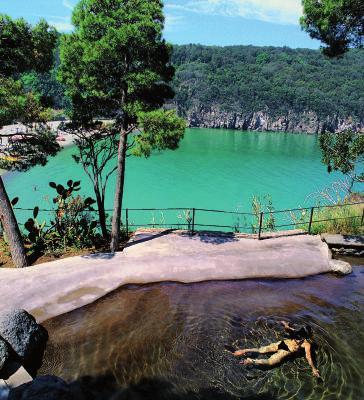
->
287;324;313;340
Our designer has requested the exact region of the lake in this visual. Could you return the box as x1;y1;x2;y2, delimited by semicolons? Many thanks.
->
3;128;348;230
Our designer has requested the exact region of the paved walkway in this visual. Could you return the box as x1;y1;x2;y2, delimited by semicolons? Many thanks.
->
0;231;331;323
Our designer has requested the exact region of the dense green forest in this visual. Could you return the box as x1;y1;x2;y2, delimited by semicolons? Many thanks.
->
172;45;364;121
20;44;364;124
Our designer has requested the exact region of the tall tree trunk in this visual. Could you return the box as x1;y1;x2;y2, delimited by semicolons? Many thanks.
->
110;133;127;252
0;176;28;268
94;186;108;240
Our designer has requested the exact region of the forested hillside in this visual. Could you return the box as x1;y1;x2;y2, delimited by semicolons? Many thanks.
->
171;45;364;133
21;44;364;134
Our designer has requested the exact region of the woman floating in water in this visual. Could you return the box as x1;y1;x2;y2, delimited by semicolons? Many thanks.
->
232;321;320;378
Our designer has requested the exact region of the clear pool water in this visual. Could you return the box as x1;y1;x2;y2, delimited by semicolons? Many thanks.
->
40;258;364;399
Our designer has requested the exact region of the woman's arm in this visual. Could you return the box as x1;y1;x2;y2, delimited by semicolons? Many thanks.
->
280;320;296;332
302;341;320;378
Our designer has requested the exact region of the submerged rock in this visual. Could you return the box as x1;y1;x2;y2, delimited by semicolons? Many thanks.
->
0;310;48;375
8;376;76;400
329;260;353;275
0;338;10;372
0;387;10;400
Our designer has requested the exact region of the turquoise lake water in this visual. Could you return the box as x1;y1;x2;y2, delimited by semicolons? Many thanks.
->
3;128;348;230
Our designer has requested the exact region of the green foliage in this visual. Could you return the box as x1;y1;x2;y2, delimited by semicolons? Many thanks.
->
49;180;99;249
58;0;175;125
172;44;364;121
0;14;60;172
132;110;186;157
250;195;276;233
0;77;55;130
0;77;24;126
0;15;57;76
301;0;364;57
24;180;101;255
309;202;363;235
58;0;185;242
21;70;71;110
0;14;58;129
24;207;47;253
320;129;364;190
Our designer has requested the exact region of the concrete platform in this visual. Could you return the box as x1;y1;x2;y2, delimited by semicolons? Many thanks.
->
0;231;332;323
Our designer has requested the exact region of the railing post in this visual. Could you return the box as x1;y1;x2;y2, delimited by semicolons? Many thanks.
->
361;208;364;225
191;208;196;234
126;208;129;234
308;207;314;234
258;212;264;240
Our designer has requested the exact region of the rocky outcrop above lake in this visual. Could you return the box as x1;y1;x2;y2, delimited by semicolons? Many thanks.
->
184;106;364;134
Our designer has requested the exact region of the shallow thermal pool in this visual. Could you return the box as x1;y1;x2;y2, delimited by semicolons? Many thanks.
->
40;258;364;399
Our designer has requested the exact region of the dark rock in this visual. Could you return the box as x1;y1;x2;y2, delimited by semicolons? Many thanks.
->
8;376;76;400
0;310;48;375
0;338;10;371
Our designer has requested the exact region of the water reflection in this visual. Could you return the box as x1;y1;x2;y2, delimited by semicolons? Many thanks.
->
40;262;364;399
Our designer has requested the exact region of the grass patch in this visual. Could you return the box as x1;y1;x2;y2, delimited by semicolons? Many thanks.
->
0;230;131;268
309;202;364;235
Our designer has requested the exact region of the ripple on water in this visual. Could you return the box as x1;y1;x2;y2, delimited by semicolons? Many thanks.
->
40;264;364;399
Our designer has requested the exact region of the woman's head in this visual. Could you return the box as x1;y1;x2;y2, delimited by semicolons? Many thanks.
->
288;324;313;340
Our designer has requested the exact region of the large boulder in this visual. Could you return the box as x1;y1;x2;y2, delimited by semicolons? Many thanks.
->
0;338;10;372
8;376;76;400
0;310;48;375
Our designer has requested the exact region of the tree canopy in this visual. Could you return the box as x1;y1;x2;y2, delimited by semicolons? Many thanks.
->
320;130;364;191
59;0;185;250
59;0;175;125
0;14;58;128
0;15;58;76
301;0;364;57
0;14;59;268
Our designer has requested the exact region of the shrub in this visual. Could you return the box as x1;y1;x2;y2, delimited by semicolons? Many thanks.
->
251;195;276;233
23;180;102;257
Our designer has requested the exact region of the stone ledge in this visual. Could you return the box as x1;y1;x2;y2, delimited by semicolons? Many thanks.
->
322;234;364;249
0;232;331;323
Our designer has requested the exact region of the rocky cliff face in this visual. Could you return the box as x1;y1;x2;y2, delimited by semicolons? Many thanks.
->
183;106;364;134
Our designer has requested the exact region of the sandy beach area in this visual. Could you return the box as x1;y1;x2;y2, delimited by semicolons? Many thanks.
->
0;122;76;176
0;121;76;148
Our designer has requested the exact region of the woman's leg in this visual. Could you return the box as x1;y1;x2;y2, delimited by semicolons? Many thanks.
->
234;342;280;357
241;350;291;366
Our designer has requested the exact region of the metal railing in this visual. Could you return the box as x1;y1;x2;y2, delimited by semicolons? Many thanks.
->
120;202;364;239
9;201;364;240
